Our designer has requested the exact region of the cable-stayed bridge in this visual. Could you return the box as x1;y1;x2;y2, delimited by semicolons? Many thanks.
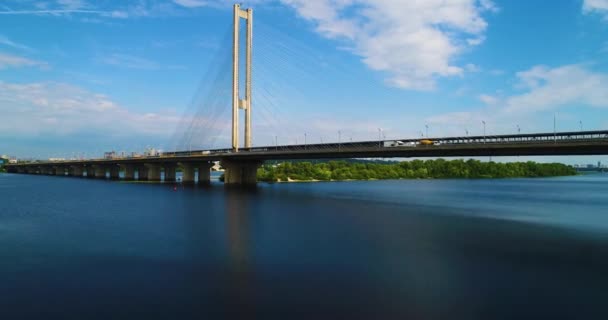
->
6;4;608;185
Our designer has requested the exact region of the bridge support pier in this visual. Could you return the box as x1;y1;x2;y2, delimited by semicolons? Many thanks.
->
109;165;120;180
27;167;37;174
136;165;147;181
198;162;213;184
69;165;84;177
221;160;261;186
54;166;65;176
121;164;135;181
85;166;95;178
145;164;161;182
163;165;176;182
92;165;106;179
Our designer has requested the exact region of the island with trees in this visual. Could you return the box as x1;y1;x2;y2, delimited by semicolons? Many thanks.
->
251;159;577;183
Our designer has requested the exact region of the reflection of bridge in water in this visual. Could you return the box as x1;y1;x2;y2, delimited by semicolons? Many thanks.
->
5;3;608;185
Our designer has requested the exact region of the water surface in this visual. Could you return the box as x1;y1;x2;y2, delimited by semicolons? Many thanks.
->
1;173;607;319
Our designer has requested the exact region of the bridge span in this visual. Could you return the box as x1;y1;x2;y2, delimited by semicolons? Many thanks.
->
6;130;608;185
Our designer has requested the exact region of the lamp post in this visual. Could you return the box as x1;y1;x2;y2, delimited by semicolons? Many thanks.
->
425;124;429;138
338;130;341;151
482;121;486;144
275;135;278;151
553;114;557;143
378;128;382;148
579;120;583;132
304;132;307;150
517;125;520;134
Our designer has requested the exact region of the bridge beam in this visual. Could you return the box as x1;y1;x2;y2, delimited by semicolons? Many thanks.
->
221;159;261;186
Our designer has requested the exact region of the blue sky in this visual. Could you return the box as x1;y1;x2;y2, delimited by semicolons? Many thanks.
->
1;0;607;164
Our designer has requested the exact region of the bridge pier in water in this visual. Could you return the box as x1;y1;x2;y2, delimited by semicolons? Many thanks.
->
221;160;261;186
92;165;106;179
54;166;65;176
163;164;176;182
69;165;84;177
145;164;161;182
109;165;120;180
121;164;135;181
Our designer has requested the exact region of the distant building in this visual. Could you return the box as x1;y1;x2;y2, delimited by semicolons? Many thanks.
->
48;158;65;162
104;151;117;159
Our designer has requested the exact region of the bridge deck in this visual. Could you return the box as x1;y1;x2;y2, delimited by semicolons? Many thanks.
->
6;130;608;168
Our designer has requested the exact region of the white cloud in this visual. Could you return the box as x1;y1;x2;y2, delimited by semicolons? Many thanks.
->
0;53;48;70
99;53;161;70
99;53;184;70
0;35;32;52
0;81;180;137
173;0;209;8
505;64;608;113
583;0;608;19
427;64;608;134
479;94;497;105
281;0;495;90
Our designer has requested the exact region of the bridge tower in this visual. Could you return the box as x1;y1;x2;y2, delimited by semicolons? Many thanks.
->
232;4;253;152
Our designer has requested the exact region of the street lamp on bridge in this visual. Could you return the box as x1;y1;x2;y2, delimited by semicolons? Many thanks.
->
482;121;486;144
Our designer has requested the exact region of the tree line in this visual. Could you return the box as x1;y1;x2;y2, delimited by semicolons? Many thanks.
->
255;159;577;182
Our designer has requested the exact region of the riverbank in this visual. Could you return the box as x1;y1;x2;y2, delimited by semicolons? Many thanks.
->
255;159;577;183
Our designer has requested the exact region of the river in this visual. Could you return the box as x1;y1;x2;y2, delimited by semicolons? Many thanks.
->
1;173;607;319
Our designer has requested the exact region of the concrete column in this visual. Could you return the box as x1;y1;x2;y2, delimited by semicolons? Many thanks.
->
121;164;135;181
93;165;106;179
179;163;196;184
221;160;261;186
163;165;176;182
69;166;84;177
145;164;161;182
136;165;148;181
27;167;37;174
85;166;96;178
109;165;120;180
197;162;214;184
54;167;65;176
17;167;26;174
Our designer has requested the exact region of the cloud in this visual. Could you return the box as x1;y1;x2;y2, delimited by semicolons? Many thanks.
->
583;0;608;19
0;53;48;70
99;53;161;70
427;64;608;134
0;35;32;52
98;53;184;70
505;64;608;113
478;94;498;105
0;81;180;138
280;0;496;91
173;0;209;8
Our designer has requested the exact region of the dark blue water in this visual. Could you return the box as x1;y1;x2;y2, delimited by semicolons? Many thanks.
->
1;173;607;319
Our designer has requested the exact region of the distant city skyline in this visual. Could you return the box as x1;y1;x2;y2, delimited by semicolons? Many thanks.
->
1;0;607;164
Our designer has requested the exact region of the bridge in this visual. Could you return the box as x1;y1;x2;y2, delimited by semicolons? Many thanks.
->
5;4;608;185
